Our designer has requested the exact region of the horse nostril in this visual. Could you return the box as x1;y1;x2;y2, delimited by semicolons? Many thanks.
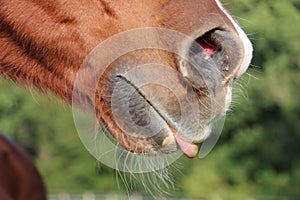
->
195;29;219;58
208;30;243;77
181;29;244;90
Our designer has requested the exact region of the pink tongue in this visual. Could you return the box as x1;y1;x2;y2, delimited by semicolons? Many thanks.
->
174;134;199;158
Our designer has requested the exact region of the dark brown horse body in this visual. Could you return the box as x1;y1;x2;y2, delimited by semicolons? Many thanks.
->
0;133;46;200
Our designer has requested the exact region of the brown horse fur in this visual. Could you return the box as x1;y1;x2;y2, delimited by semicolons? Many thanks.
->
0;133;46;200
0;0;244;102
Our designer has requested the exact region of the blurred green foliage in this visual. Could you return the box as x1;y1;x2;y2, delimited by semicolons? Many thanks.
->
0;80;123;194
0;0;299;198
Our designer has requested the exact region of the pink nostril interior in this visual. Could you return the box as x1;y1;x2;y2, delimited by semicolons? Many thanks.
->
196;33;218;57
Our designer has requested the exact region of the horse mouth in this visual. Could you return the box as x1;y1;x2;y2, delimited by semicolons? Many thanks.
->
99;28;245;158
108;73;211;158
